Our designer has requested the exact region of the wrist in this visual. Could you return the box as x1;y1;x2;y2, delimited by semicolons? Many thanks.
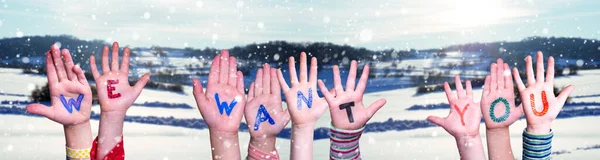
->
526;123;551;134
292;122;316;130
455;134;482;145
249;136;277;153
486;127;509;134
64;121;92;149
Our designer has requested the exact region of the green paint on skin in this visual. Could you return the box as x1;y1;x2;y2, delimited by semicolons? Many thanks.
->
490;97;510;123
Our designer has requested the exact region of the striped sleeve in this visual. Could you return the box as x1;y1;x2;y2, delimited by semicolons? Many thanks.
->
330;124;364;160
522;129;553;160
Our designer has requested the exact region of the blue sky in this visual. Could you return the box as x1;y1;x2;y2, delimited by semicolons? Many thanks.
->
0;0;599;50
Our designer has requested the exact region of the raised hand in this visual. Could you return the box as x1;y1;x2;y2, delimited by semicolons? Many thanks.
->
480;58;522;129
512;51;574;134
317;60;386;130
90;42;150;113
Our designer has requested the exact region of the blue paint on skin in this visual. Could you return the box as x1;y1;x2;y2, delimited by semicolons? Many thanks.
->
253;104;276;131
59;94;84;114
215;93;237;116
490;97;510;123
296;88;313;110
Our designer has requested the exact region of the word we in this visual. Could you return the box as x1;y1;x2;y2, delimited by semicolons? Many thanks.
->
529;91;549;116
107;79;121;99
489;97;510;123
253;104;275;131
452;104;469;126
339;102;355;123
60;94;84;114
214;93;237;116
296;88;313;110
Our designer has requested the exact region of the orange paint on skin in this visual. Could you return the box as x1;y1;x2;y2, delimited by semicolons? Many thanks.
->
530;91;549;116
453;104;469;126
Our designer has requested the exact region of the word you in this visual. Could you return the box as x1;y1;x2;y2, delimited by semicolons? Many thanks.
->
253;104;275;131
530;91;549;116
215;93;237;116
489;97;510;123
107;79;121;99
60;94;84;114
339;102;356;123
296;88;313;110
452;103;469;126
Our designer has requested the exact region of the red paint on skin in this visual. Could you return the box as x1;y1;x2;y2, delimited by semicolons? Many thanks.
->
453;104;469;126
530;91;549;116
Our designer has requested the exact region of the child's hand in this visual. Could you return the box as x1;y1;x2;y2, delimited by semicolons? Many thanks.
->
317;60;386;130
193;50;246;133
245;64;291;138
428;76;481;138
89;42;150;113
276;52;328;126
512;52;574;134
480;59;522;129
26;45;93;127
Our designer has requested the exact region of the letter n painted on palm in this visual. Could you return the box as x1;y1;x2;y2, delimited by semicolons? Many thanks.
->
296;88;313;110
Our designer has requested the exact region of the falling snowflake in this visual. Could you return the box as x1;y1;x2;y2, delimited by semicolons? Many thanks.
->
143;12;151;20
359;29;373;42
16;31;23;38
322;16;330;23
196;1;204;8
236;1;244;8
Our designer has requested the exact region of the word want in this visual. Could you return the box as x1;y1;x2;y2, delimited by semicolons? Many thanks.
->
339;102;355;123
489;97;510;123
296;88;313;110
214;93;237;116
254;104;275;131
59;94;84;114
529;91;549;116
452;104;469;126
107;79;121;99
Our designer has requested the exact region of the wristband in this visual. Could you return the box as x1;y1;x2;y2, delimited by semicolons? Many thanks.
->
66;146;91;159
248;143;280;160
330;123;364;160
522;129;553;160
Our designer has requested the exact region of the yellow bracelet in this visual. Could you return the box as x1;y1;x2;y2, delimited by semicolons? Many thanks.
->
66;146;91;159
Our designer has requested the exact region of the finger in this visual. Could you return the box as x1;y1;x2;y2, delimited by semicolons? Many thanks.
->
454;75;465;99
496;59;505;90
546;56;555;84
288;56;298;84
299;52;308;82
237;71;245;94
427;116;445;127
355;65;370;95
503;63;513;90
536;51;545;83
483;75;491;95
277;69;290;92
512;68;526;92
111;42;120;72
444;82;455;102
490;63;498;91
557;85;575;106
255;68;263;96
132;74;151;97
248;82;255;99
270;69;281;98
45;49;59;84
51;46;67;81
89;55;100;79
61;49;77;81
219;50;230;84
101;45;110;74
72;65;89;85
526;55;536;86
262;64;271;94
332;65;344;93
120;47;131;73
346;60;358;91
367;99;386;118
466;80;473;99
26;104;53;118
318;80;334;101
192;78;208;106
329;88;336;97
228;56;238;87
208;55;220;85
309;57;318;84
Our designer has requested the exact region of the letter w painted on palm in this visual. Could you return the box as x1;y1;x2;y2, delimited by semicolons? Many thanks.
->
215;93;237;116
60;94;84;114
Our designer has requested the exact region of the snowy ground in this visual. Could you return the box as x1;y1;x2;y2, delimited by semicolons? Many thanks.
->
1;67;600;159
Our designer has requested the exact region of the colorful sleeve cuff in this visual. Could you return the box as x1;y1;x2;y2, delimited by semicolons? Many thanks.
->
522;129;553;160
90;135;125;160
248;143;280;160
330;123;364;160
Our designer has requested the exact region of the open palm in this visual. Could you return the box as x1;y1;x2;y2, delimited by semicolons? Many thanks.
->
428;76;481;137
90;42;150;113
193;50;246;133
276;52;328;126
318;60;386;130
513;52;574;133
481;59;522;129
26;45;93;126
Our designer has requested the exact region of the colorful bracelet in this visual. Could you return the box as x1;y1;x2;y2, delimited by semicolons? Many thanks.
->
66;146;91;159
522;129;553;160
248;143;280;160
330;123;364;160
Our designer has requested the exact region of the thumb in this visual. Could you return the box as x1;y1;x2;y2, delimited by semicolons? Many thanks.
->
557;85;575;106
26;104;53;118
132;73;151;97
367;98;386;118
427;116;445;127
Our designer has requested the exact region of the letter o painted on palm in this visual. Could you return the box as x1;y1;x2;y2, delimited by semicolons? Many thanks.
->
489;97;510;123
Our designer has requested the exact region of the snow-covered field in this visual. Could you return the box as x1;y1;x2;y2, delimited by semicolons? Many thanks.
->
2;67;600;159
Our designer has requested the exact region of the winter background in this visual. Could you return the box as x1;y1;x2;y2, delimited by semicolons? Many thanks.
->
1;0;600;159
